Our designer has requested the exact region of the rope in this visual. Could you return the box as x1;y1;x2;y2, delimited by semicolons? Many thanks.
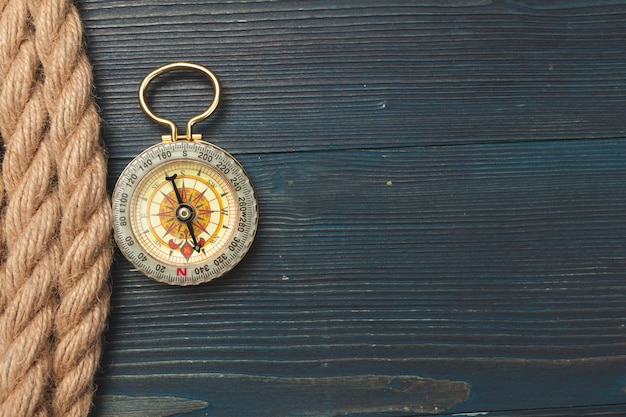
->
0;0;112;416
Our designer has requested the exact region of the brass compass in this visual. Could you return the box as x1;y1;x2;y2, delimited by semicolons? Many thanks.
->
112;63;258;285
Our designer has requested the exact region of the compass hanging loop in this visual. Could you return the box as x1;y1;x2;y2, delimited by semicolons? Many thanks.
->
138;62;222;142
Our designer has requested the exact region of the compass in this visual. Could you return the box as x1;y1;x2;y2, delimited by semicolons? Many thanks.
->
112;63;258;285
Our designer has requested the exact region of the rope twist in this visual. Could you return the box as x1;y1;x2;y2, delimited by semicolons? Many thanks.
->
0;0;112;416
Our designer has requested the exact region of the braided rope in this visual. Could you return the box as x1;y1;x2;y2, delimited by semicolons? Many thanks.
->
0;0;112;416
0;3;58;416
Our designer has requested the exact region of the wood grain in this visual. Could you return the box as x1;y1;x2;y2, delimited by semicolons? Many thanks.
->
97;375;470;416
95;395;208;417
80;1;626;416
82;0;626;156
99;141;626;415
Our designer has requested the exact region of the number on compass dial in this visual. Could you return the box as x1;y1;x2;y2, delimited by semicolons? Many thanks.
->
113;141;258;285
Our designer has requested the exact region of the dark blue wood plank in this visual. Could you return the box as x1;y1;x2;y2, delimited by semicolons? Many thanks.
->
437;404;626;417
96;375;470;416
97;140;626;416
81;0;626;155
81;1;626;416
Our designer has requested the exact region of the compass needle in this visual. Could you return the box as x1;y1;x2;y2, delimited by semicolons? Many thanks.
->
166;174;184;204
112;62;258;285
187;224;202;252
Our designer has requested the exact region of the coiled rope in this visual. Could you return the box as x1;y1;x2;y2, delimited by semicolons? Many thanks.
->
0;0;112;416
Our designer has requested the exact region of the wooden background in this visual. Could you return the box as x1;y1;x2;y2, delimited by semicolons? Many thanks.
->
82;1;626;416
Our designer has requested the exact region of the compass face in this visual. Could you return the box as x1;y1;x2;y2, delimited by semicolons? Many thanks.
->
113;141;258;285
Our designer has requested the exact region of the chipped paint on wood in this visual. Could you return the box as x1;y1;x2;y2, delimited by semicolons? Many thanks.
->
103;374;471;416
95;395;209;417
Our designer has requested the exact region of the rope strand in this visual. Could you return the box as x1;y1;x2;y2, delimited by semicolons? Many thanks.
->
0;5;58;414
0;0;112;415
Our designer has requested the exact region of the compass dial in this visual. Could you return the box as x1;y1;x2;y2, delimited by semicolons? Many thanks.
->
113;140;258;285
